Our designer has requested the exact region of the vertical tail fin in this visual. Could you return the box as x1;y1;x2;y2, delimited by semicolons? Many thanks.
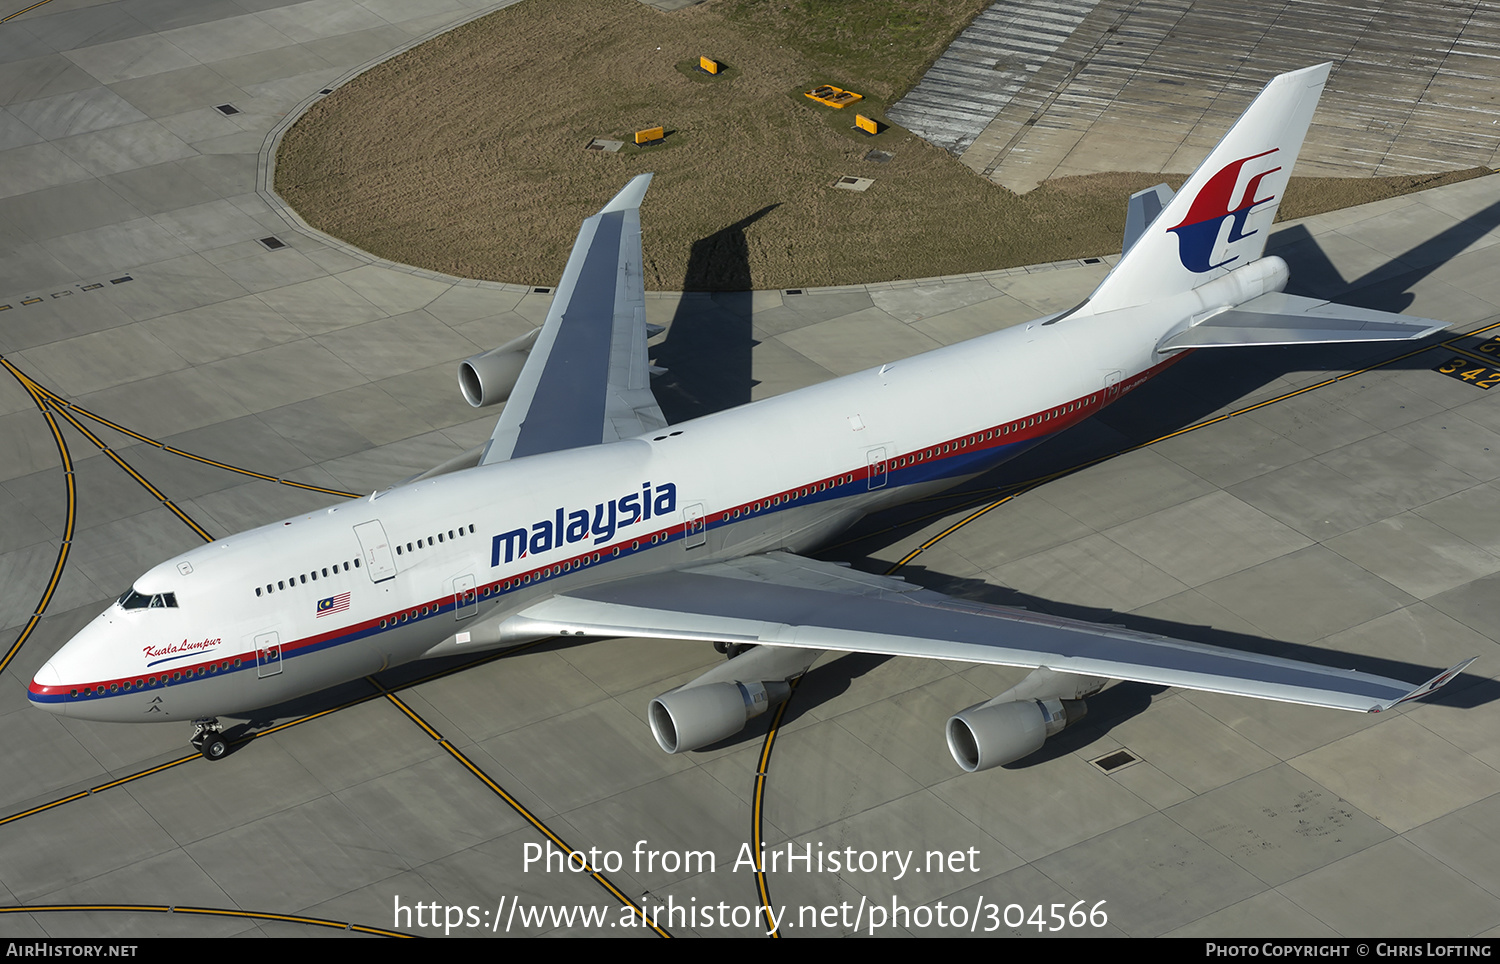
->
1088;63;1331;312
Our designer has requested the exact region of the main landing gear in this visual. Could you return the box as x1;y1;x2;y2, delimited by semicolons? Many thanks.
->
190;718;228;761
713;641;754;659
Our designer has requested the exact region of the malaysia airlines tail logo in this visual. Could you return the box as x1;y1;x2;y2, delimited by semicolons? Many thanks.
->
1168;148;1282;272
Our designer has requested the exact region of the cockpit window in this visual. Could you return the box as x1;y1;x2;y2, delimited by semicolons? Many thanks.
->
118;589;178;610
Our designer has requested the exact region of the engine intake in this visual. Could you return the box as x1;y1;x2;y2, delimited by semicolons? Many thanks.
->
649;680;790;753
457;327;541;408
647;643;819;754
946;698;1086;772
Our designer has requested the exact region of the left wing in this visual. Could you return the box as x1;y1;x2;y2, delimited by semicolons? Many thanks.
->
510;552;1472;714
477;174;666;465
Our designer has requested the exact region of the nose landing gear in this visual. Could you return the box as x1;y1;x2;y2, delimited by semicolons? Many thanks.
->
190;718;227;761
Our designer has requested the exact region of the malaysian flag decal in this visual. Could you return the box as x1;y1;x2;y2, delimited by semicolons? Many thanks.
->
316;592;350;617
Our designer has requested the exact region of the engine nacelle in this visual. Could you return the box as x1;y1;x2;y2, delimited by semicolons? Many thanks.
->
946;697;1086;772
647;644;820;753
457;327;541;408
649;680;790;753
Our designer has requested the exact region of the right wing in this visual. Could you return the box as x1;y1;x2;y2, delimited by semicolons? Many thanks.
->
476;174;667;466
510;552;1473;714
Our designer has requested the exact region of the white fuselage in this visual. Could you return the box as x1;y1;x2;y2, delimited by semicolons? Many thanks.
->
29;295;1190;723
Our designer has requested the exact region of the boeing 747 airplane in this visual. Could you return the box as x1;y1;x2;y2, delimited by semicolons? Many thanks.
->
28;63;1474;766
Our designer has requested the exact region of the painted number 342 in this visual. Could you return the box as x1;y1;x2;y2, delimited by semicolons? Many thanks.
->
1435;356;1500;389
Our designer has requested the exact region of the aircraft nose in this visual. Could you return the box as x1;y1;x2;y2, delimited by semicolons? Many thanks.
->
29;660;67;716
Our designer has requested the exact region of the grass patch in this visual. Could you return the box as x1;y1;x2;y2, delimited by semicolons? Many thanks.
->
716;0;994;99
1279;169;1489;221
275;0;1491;291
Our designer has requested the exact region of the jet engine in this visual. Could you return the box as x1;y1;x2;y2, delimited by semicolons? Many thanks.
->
946;697;1085;772
650;680;790;753
648;644;821;753
945;668;1106;772
458;327;541;408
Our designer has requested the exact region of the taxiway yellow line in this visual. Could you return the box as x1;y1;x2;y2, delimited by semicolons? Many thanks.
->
750;676;800;938
22;376;360;499
43;389;217;544
0;0;55;23
369;678;673;938
0;360;76;678
1432;344;1500;368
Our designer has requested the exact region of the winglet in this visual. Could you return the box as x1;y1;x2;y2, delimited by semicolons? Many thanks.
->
600;173;654;214
1376;657;1478;712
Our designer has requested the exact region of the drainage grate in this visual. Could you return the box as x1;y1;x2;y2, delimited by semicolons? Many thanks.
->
1083;257;1102;264
258;236;287;251
834;176;874;192
1090;749;1139;773
785;289;803;295
214;104;240;115
585;138;623;153
533;287;552;294
320;88;333;95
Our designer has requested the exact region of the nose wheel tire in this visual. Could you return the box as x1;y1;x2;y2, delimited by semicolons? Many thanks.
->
190;719;227;761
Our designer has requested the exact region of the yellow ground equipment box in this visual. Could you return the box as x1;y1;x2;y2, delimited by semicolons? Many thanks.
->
804;85;862;108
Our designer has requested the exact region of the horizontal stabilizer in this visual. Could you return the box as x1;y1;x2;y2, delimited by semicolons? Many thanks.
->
1159;291;1448;352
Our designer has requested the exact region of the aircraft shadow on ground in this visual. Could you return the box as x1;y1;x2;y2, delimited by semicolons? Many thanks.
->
651;204;779;422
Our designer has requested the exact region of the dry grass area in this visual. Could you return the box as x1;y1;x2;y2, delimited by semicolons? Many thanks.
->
1278;169;1489;221
275;0;1491;291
